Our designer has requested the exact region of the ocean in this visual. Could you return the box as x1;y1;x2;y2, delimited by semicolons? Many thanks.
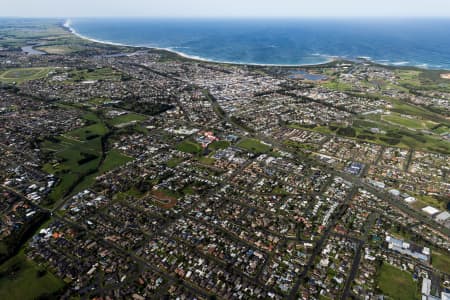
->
69;18;450;69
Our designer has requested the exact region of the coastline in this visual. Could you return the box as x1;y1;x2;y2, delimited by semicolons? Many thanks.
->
62;20;335;68
63;20;446;70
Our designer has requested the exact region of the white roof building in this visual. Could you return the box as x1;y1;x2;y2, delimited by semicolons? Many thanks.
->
404;197;417;203
421;278;431;296
422;206;440;216
435;211;450;223
442;292;450;300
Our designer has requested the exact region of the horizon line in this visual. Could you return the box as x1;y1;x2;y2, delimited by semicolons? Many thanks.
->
2;15;450;19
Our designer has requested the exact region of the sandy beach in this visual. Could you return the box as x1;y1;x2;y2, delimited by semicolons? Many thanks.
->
62;19;334;67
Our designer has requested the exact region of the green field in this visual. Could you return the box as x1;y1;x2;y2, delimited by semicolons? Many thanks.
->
198;156;216;165
166;157;185;168
410;194;448;211
396;70;422;86
0;252;65;300
35;44;82;55
300;78;450;154
358;113;450;153
88;97;112;105
288;123;335;135
43;143;131;202
70;149;133;195
42;135;103;202
320;80;353;91
41;112;106;202
177;140;202;154
431;250;450;274
376;263;418;300
108;113;148;126
41;109;136;204
0;19;133;57
236;138;272;154
0;67;53;83
382;113;438;130
291;114;450;154
432;125;450;135
0;20;77;46
390;100;446;122
100;149;133;172
396;69;450;93
67;122;108;141
208;140;231;151
66;67;121;82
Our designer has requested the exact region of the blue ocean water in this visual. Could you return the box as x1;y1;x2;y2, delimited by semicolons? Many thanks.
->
70;18;450;69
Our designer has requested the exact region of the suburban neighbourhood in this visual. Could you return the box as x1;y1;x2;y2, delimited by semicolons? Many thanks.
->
0;19;449;300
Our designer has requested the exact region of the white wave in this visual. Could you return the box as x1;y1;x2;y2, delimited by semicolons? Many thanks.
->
64;20;136;48
391;61;410;66
311;52;336;58
63;19;333;67
416;63;429;69
63;19;449;70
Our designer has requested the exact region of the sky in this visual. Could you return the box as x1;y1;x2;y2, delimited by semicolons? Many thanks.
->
1;0;450;18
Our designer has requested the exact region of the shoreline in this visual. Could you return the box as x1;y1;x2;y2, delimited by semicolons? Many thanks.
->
63;20;445;70
63;20;336;68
